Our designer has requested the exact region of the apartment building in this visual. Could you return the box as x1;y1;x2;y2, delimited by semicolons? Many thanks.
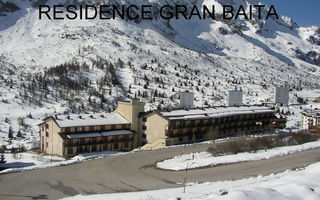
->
301;109;320;129
39;99;145;157
141;106;284;146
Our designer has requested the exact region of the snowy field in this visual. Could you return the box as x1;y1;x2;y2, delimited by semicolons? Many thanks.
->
62;161;320;200
0;151;123;174
157;140;320;170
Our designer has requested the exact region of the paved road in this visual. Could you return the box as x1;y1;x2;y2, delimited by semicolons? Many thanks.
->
1;144;320;200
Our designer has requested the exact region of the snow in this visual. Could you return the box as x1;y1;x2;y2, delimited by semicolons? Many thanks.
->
66;133;102;139
55;112;130;128
157;140;320;171
0;151;125;174
161;106;274;120
61;161;320;200
0;0;320;152
101;130;133;136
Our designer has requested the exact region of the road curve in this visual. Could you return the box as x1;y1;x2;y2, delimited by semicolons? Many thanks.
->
0;144;320;200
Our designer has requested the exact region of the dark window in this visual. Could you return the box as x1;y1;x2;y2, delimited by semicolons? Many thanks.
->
142;125;147;130
121;124;127;129
92;137;97;143
103;136;108;143
46;132;49;137
123;135;129;140
179;137;183;142
142;117;147;122
67;147;73;155
67;139;73;146
100;125;106;131
81;126;86;131
114;143;119;149
80;138;85;145
92;145;97;152
111;124;116;130
103;144;108;151
124;142;129;148
188;135;192;140
114;135;119;142
46;142;48;147
65;127;70;133
46;124;49;129
89;126;94;131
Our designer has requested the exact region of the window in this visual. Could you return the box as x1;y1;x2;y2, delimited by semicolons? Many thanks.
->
103;136;108;143
103;144;108;151
89;126;94;131
124;142;129;148
46;124;49;129
111;124;116;130
81;126;86;132
100;125;106;131
65;127;70;133
46;132;49;137
113;135;119;142
142;125;147;130
142;117;147;122
80;138;85;145
191;120;195;126
114;143;119;150
92;137;97;143
123;135;129;140
67;139;73;146
46;142;48;148
92;145;97;152
67;147;73;155
42;126;44;132
179;137;183;142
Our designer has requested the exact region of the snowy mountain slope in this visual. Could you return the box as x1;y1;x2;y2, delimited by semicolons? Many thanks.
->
0;0;320;149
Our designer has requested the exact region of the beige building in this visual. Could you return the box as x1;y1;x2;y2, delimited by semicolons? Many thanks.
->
301;109;320;129
39;99;145;157
141;106;284;146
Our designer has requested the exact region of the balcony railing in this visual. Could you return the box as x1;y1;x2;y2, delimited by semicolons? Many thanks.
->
65;138;133;147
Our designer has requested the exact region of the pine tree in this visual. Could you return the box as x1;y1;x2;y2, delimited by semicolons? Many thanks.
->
0;153;6;164
17;130;22;138
8;127;13;139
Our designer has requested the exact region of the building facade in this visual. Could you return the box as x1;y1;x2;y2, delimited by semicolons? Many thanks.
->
141;106;284;146
39;99;145;157
301;109;320;129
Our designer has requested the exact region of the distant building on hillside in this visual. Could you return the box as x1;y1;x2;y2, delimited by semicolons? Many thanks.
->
275;87;289;106
301;109;320;129
228;90;243;106
180;92;194;109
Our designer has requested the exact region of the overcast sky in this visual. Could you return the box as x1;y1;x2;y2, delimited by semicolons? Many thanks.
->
260;0;320;27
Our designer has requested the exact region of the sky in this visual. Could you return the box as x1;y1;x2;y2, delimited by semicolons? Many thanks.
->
260;0;320;27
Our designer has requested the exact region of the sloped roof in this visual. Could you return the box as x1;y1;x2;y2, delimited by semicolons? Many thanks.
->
160;106;274;120
53;112;130;128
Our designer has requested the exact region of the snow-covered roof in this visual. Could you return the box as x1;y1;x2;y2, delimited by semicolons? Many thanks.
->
66;130;133;139
53;112;130;128
101;130;133;136
66;133;102;139
301;109;320;118
160;106;274;120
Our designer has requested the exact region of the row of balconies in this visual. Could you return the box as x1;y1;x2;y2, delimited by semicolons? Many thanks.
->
65;138;133;147
169;119;272;130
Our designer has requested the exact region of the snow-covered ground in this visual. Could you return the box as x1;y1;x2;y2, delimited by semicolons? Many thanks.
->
0;151;123;174
157;140;320;170
62;161;320;200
